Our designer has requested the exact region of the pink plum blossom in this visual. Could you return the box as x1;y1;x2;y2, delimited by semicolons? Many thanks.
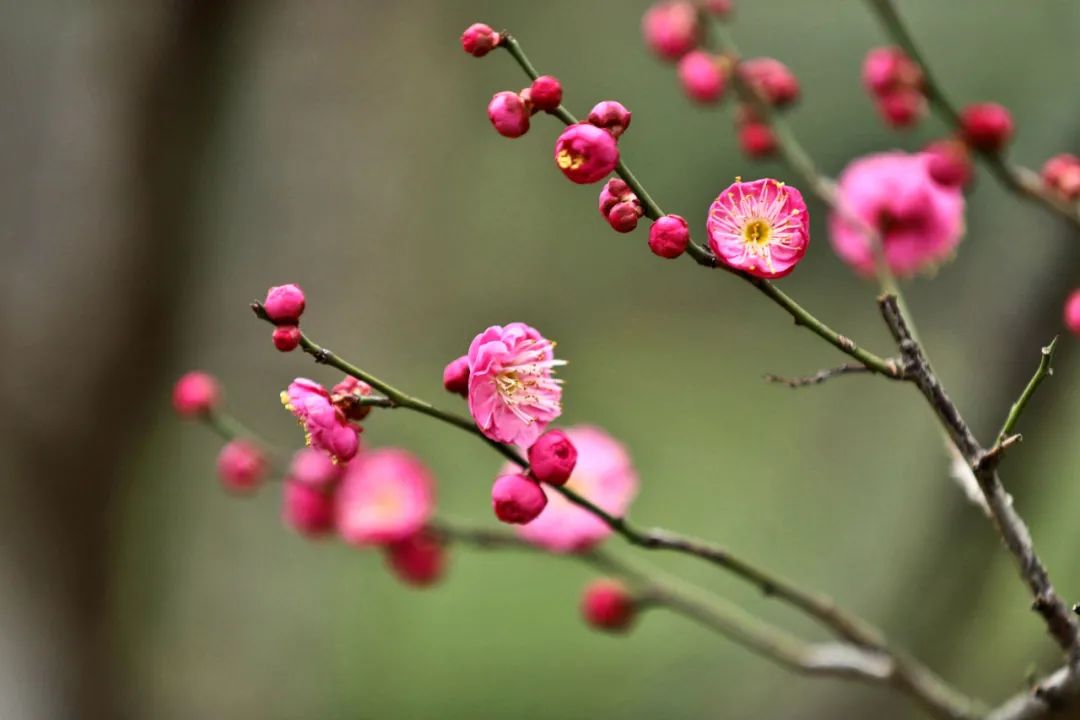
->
508;425;638;552
706;178;810;278
288;447;341;489
282;481;336;537
467;323;563;447
554;124;619;184
172;371;219;417
217;440;266;493
336;448;434;546
281;378;361;462
385;531;446;587
642;1;699;61
829;151;965;276
677;51;727;104
1064;290;1080;337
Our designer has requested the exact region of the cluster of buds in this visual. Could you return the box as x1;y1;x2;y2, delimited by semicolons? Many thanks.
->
862;46;926;128
554;103;629;184
262;284;306;352
490;429;578;525
921;103;1014;189
598;178;642;233
486;74;564;139
642;1;796;159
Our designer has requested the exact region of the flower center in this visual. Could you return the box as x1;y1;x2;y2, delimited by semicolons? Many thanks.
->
557;149;585;171
743;219;771;245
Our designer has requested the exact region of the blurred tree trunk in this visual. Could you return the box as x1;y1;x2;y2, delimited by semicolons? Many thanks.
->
0;2;238;718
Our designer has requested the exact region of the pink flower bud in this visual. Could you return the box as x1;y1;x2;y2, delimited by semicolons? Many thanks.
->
677;51;727;104
554;123;620;184
648;214;690;259
331;376;375;421
960;103;1013;151
442;355;470;397
289;447;341;489
487;91;531;138
172;371;220;417
1043;154;1080;201
282;481;335;537
581;579;636;632
1065;290;1080;336
386;531;446;587
598;178;635;217
737;122;776;158
461;23;500;57
272;325;301;352
607;202;643;233
862;47;922;97
587;101;632;139
642;1;699;61
529;75;563;112
924;139;972;188
875;89;926;128
739;57;798;107
263;284;306;325
491;473;548;524
528;430;578;486
217;440;266;493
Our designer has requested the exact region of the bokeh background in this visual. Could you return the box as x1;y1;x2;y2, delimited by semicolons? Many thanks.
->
4;1;1080;718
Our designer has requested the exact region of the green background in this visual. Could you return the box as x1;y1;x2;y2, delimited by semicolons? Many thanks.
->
4;1;1080;718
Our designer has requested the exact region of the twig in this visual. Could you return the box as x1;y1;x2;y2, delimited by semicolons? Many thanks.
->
496;34;902;380
985;664;1080;720
434;520;979;719
765;363;876;388
878;294;1079;661
863;0;1080;230
996;338;1059;445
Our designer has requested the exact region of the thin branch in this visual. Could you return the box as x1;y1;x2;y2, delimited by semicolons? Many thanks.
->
765;363;876;388
878;294;1080;661
863;0;1080;229
986;665;1080;720
996;337;1059;445
496;34;902;380
434;520;979;719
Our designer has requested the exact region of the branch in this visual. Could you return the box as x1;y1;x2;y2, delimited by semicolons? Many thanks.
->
496;34;902;380
878;295;1080;661
434;520;979;719
996;337;1059;446
986;665;1080;720
765;363;876;388
863;0;1080;230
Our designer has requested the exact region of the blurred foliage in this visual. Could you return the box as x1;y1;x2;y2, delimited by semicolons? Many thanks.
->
7;1;1080;718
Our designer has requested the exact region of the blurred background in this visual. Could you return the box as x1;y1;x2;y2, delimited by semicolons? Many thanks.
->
3;1;1080;718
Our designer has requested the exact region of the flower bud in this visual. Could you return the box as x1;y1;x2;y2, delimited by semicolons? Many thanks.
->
875;89;925;128
607;203;643;233
677;51;727;104
442;355;470;396
924;139;972;188
487;91;531;138
217;440;266;493
960;103;1013;151
272;325;301;352
862;47;922;97
172;371;220;417
282;481;336;536
289;447;341;489
263;284;306;325
587;101;632;139
529;75;563;112
648;214;690;259
554;123;620;184
598;178;634;217
461;23;500;57
528;430;578;486
737;121;776;158
581;579;636;632
386;531;446;587
491;473;548;524
642;1;699;61
739;57;798;107
1066;290;1080;337
1042;154;1080;201
331;376;375;421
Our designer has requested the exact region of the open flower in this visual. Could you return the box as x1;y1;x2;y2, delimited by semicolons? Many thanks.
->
505;425;638;552
467;323;564;447
829;151;965;276
281;378;361;462
706;178;810;278
336;448;434;546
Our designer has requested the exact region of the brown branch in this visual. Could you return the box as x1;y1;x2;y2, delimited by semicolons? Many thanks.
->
765;363;877;388
986;665;1080;720
878;294;1079;661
